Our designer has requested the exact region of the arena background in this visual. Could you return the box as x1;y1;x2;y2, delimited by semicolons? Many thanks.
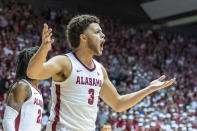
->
0;0;197;130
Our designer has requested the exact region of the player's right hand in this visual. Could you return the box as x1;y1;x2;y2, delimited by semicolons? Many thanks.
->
41;23;54;51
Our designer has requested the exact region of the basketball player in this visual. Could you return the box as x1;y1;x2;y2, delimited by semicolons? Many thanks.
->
3;47;43;131
27;15;175;130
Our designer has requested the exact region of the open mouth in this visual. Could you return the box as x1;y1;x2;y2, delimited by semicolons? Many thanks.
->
100;41;105;50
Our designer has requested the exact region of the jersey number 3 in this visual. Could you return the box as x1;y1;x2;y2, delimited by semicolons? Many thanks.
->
88;89;94;105
36;109;42;124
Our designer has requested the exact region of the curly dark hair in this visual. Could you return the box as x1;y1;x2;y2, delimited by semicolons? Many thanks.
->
66;14;100;49
14;46;39;83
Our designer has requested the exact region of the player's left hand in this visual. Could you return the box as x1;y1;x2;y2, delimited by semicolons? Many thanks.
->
148;75;176;92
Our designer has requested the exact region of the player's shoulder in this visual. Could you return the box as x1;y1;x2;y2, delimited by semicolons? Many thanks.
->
52;55;72;73
12;80;29;88
52;55;70;63
98;63;107;75
52;55;69;60
11;80;30;93
97;63;109;79
51;55;71;67
97;62;104;70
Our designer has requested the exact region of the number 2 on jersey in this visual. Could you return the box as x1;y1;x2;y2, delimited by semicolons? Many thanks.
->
88;89;94;105
36;109;42;124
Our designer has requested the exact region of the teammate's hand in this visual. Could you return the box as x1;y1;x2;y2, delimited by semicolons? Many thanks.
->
148;75;176;92
41;23;54;51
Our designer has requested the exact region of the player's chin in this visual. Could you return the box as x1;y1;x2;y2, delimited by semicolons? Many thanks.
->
95;50;103;56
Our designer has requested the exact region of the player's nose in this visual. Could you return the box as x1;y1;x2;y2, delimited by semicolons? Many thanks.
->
101;32;105;39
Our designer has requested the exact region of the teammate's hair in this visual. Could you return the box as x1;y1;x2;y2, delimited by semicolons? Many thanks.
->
66;14;100;49
14;46;39;83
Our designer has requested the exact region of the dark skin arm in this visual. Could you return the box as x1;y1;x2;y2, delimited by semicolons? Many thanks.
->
7;81;31;112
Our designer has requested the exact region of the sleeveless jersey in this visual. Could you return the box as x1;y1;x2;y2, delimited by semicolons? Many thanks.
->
15;79;43;131
48;52;104;131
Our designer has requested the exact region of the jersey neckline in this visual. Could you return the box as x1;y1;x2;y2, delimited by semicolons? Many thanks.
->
73;52;96;72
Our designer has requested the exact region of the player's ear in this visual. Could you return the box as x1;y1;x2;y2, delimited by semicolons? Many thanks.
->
80;34;87;42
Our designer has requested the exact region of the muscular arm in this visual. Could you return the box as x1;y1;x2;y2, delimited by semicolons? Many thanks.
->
99;65;175;112
27;54;70;79
3;81;30;131
27;24;71;80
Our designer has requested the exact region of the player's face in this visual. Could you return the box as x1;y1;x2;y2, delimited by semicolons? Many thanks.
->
84;23;105;56
101;125;112;131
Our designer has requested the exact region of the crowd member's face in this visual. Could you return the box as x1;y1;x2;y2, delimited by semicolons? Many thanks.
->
101;125;112;131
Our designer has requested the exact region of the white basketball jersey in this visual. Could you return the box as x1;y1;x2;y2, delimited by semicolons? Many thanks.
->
15;79;43;131
47;52;104;131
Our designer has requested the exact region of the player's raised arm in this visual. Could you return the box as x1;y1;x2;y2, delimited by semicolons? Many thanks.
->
27;24;64;79
3;82;29;131
99;65;176;112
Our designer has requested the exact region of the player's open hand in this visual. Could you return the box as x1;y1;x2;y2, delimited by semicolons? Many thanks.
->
41;23;54;51
148;75;176;92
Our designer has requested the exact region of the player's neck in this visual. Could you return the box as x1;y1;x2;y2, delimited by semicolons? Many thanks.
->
29;80;40;89
74;49;94;68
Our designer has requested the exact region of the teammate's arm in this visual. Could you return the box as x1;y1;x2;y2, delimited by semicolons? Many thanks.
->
27;24;70;79
99;65;175;112
3;81;29;131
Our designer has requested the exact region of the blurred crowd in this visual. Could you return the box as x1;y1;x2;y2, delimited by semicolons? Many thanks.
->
0;1;197;131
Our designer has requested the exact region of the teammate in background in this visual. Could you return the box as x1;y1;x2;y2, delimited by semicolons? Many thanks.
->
27;15;176;131
3;47;43;131
101;123;112;131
